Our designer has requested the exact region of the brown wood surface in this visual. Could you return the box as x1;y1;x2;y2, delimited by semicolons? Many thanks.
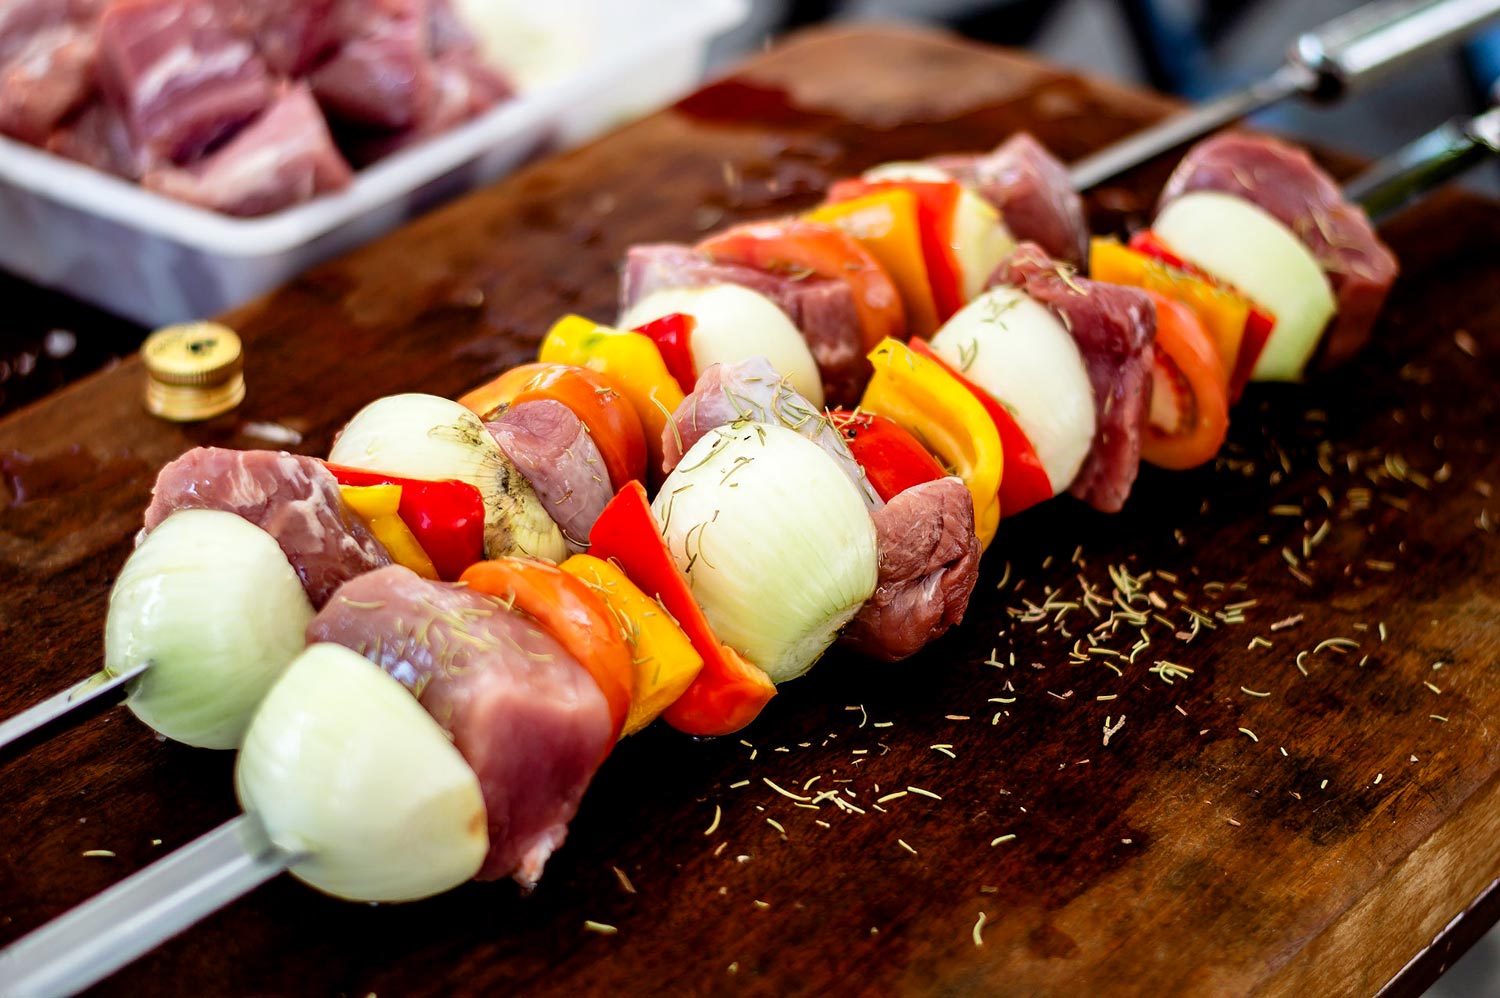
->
3;25;1500;998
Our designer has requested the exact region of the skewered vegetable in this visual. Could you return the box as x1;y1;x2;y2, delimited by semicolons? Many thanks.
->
104;510;314;749
235;643;488;902
328;393;568;562
590;481;777;736
931;286;1095;498
651;421;878;683
619;284;826;407
860;338;1004;548
1151;191;1336;382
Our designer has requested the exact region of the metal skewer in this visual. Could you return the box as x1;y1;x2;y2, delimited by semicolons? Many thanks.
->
0;815;300;998
1069;0;1500;190
1347;105;1500;218
0;664;148;755
4;117;1500;997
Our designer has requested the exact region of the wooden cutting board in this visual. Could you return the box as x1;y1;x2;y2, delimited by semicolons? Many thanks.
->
3;25;1499;998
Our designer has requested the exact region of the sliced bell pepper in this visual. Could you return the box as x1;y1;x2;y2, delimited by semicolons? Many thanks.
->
589;480;777;736
697;219;907;350
829;177;965;322
1089;238;1244;387
1127;231;1274;403
325;464;484;581
559;553;703;736
632;312;698;396
910;339;1053;517
827;409;946;502
806;189;940;339
338;484;439;579
457;361;647;491
859;338;1002;548
537;315;685;481
461;557;635;747
1139;291;1231;470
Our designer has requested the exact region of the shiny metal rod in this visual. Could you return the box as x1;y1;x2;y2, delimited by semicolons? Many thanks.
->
1069;0;1500;190
0;664;147;755
1347;106;1500;219
0;815;297;998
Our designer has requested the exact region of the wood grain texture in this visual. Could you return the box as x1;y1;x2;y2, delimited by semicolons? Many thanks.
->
2;25;1499;997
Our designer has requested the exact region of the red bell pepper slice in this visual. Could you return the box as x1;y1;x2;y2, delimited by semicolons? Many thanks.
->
829;177;965;322
324;464;485;581
1129;230;1274;403
827;409;946;503
589;481;776;736
909;340;1053;516
631;313;698;396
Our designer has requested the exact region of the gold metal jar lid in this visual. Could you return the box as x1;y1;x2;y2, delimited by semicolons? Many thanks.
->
142;322;246;422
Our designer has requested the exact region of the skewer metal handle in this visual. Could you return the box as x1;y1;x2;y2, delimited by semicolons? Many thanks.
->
1294;0;1500;99
0;814;297;998
1347;105;1500;218
1068;0;1500;190
0;664;147;755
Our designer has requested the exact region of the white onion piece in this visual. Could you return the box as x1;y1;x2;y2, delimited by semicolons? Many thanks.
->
619;284;825;408
1153;191;1336;382
929;287;1093;493
652;422;877;683
236;643;488;902
328;393;568;563
863;162;1016;301
103;509;312;749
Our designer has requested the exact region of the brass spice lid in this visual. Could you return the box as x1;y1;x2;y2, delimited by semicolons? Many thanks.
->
142;323;245;422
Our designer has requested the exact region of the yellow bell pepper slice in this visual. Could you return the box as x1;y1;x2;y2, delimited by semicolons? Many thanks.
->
1090;238;1247;384
538;315;685;478
806;190;939;339
859;338;1002;549
338;484;439;579
559;553;704;736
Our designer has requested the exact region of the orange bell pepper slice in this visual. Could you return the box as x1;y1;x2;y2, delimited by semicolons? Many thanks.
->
589;481;777;736
559;554;703;736
1138;291;1230;471
460;557;635;746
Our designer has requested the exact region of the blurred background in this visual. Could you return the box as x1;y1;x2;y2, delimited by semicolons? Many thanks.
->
711;0;1500;195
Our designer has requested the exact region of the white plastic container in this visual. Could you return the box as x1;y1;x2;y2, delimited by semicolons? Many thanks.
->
0;0;748;327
